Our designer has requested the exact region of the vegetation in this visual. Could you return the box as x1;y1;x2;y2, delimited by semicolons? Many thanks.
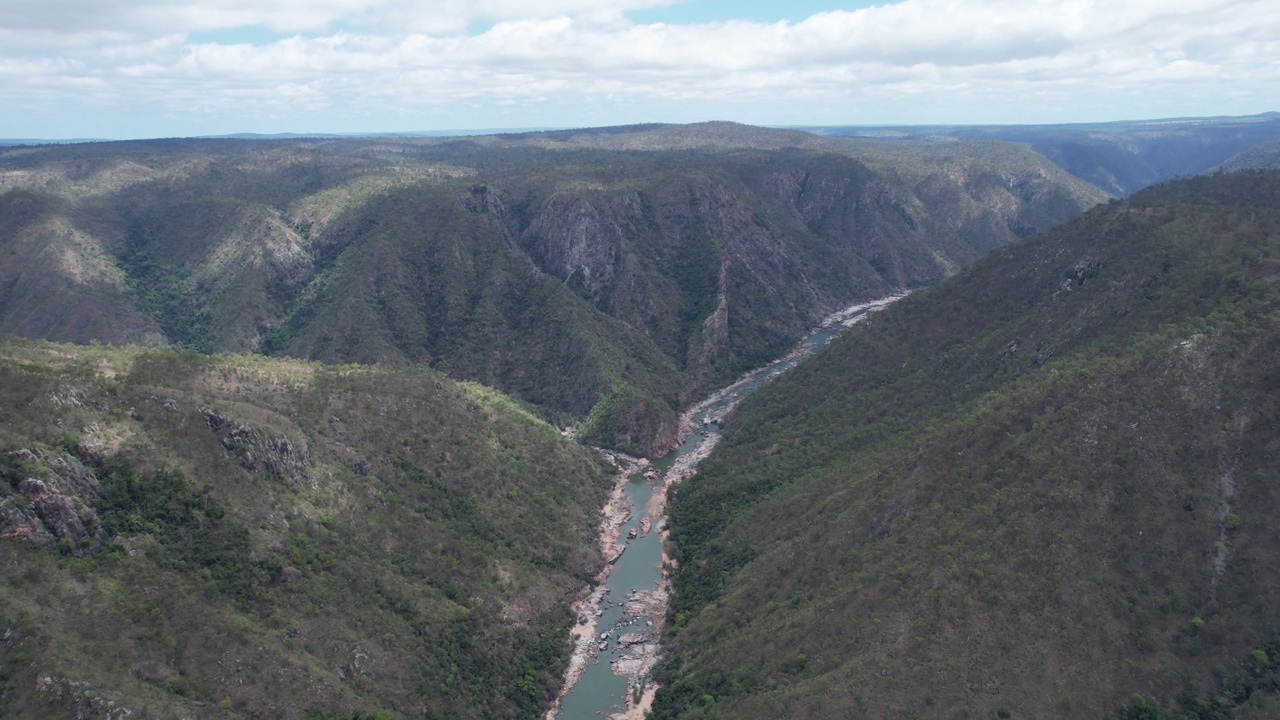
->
2;125;1279;720
0;126;1106;455
0;339;610;718
815;111;1280;196
655;171;1280;718
1216;141;1280;173
1111;638;1280;719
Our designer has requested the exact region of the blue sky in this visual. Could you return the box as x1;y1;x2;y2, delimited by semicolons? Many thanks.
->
631;0;886;24
1;0;1277;139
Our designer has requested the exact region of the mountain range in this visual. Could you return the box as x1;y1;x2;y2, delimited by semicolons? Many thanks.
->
0;126;1105;456
812;112;1280;196
2;116;1280;719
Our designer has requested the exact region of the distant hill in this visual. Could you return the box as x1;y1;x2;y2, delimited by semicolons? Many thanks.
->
472;121;831;151
1216;140;1280;172
0;139;107;147
810;112;1280;195
0;128;1105;456
655;170;1280;719
199;128;562;140
0;338;609;718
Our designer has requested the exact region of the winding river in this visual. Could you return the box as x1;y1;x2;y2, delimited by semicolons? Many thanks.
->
549;293;907;720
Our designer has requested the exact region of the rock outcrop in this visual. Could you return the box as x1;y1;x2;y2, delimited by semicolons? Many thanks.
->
203;408;313;487
0;448;102;549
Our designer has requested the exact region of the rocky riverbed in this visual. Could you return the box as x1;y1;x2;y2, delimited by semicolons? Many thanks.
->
549;293;910;720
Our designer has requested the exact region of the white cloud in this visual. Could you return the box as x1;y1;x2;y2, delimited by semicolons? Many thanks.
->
0;0;678;34
0;0;1277;136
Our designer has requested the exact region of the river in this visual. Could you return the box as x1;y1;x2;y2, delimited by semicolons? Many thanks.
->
548;293;908;720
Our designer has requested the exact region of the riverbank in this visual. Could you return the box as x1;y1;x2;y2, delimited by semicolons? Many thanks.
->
611;292;912;719
546;450;649;719
550;292;911;720
674;291;912;446
818;291;909;329
619;431;721;718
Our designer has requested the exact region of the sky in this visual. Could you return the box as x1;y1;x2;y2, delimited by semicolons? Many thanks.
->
1;0;1277;139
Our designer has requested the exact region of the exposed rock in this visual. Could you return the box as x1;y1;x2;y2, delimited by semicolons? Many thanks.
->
1;506;52;544
203;407;313;487
611;643;659;678
32;492;91;542
463;184;506;214
617;633;649;647
1;449;102;548
8;448;39;465
46;453;102;496
622;588;668;618
520;194;621;305
35;674;134;720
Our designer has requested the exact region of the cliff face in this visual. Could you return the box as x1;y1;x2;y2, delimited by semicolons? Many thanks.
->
1;448;103;548
0;129;1107;456
520;192;622;302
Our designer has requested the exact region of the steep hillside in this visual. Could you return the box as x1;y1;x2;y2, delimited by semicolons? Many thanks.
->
655;171;1280;719
0;129;1106;455
0;339;609;719
815;112;1280;195
1216;141;1280;172
478;121;832;152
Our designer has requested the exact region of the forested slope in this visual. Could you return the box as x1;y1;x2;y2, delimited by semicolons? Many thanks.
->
0;128;1106;455
656;171;1280;719
815;112;1280;196
1217;141;1280;172
0;339;609;719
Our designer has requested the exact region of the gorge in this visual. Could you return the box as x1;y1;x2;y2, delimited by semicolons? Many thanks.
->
3;121;1280;720
552;294;907;720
